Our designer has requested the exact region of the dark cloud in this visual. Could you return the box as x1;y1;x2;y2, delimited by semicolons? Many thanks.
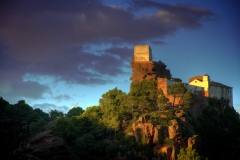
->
0;0;216;61
128;0;216;28
104;46;132;61
0;80;49;101
24;45;128;84
0;0;216;102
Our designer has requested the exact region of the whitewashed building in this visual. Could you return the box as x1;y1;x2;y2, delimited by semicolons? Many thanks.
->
189;74;233;107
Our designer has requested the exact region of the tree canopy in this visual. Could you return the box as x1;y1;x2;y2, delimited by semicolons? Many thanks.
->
66;107;84;118
167;82;187;106
128;79;165;113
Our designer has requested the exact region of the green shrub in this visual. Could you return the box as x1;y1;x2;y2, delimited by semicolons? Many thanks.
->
163;138;174;146
177;147;201;160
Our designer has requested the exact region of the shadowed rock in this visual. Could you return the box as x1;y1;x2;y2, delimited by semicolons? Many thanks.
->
14;131;80;160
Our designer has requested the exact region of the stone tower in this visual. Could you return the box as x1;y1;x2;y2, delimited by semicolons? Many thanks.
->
133;45;152;61
130;45;172;82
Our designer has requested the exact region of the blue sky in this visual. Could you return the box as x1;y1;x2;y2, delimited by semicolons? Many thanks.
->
0;0;239;114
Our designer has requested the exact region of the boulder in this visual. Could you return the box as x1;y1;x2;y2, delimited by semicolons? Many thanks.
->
175;110;185;118
187;135;202;154
14;131;80;160
168;119;182;140
175;110;186;122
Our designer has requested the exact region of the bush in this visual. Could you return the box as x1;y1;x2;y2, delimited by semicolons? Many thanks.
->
177;147;201;160
163;138;174;146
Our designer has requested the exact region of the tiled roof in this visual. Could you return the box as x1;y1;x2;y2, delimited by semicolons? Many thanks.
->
189;75;203;83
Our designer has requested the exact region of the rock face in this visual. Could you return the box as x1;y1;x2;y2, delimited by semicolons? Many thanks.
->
132;121;154;144
168;119;182;140
175;110;194;131
154;125;169;144
14;131;80;160
130;60;172;82
131;112;203;160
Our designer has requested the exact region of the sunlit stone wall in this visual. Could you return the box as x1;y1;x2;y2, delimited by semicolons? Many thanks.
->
134;45;152;61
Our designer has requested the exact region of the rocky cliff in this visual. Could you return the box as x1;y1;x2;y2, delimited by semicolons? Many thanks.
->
130;110;201;160
130;59;172;82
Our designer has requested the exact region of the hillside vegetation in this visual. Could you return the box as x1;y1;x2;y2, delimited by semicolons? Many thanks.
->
0;80;240;160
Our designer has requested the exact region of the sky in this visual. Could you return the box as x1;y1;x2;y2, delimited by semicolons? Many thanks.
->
0;0;239;114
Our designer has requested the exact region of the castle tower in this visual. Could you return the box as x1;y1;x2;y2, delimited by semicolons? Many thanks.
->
130;45;171;82
133;45;152;61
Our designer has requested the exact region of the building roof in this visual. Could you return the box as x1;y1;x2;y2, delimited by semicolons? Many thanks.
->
189;75;203;83
210;81;232;88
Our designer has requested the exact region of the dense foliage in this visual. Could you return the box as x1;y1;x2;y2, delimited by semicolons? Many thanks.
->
0;80;240;160
0;98;51;159
194;105;240;159
177;147;201;160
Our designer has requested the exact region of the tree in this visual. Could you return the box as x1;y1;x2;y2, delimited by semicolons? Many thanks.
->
80;106;106;139
167;82;187;106
33;108;50;120
157;89;169;111
81;106;102;123
183;90;195;109
14;100;33;121
128;79;159;114
49;109;64;119
0;97;10;117
177;147;201;160
99;87;128;134
29;118;47;134
195;106;240;159
66;107;84;118
75;133;96;150
51;117;77;140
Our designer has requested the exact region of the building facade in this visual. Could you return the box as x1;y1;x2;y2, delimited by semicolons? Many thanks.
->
189;74;233;107
131;45;233;108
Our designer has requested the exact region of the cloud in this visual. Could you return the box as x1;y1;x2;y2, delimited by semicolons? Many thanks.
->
0;45;50;101
104;46;132;61
128;0;216;25
33;103;69;114
52;94;72;102
151;40;166;45
0;0;216;60
0;0;216;103
0;80;49;103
